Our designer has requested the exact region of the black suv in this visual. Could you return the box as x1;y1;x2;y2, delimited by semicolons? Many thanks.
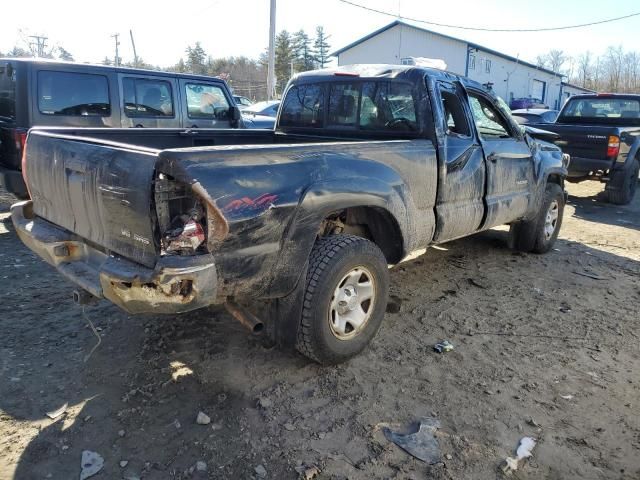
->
0;59;242;197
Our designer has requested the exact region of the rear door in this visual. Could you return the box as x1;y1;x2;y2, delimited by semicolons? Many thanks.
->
467;90;535;228
118;74;181;128
179;79;233;128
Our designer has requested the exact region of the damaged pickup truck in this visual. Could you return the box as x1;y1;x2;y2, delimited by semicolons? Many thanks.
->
12;65;569;364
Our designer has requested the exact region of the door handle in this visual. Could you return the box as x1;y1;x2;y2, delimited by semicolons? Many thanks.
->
487;154;498;163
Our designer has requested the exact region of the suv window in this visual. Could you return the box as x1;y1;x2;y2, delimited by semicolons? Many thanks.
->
360;82;417;132
280;84;324;128
0;63;16;121
123;78;174;117
185;83;230;119
38;71;110;116
468;93;512;138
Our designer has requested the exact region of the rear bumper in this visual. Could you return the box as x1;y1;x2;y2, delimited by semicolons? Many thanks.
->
11;200;219;314
0;166;28;198
567;156;614;178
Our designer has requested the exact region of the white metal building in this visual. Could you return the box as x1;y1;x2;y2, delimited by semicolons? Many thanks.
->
332;20;584;110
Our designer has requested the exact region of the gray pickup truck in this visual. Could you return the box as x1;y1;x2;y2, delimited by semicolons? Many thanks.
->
12;65;569;364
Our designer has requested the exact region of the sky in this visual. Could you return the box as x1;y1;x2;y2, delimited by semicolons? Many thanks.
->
1;0;639;68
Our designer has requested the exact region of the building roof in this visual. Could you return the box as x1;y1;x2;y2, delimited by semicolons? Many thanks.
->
331;20;563;78
560;81;596;93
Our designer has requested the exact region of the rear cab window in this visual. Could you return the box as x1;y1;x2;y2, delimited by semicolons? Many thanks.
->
123;77;174;117
38;71;110;116
185;83;231;119
559;96;640;125
280;80;419;134
0;62;16;122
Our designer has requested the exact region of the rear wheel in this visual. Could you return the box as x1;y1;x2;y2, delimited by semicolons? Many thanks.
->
296;234;389;365
510;183;565;254
607;160;639;205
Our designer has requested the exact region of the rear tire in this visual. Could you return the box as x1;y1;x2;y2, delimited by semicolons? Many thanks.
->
607;160;639;205
296;234;389;365
510;182;565;254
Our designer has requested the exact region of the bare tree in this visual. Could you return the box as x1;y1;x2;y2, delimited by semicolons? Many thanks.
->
576;51;592;88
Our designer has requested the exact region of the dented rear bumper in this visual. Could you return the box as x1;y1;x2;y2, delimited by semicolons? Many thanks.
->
11;200;219;314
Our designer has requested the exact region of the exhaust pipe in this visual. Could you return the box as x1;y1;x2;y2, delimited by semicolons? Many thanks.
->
73;289;98;306
224;301;264;335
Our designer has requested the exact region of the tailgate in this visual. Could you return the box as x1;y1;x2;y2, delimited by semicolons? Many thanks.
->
547;124;611;160
25;130;159;267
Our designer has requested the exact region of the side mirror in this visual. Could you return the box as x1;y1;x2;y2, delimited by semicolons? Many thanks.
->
230;106;241;128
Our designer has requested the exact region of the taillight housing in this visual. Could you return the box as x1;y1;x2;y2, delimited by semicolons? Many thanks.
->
607;135;620;159
18;130;31;198
155;173;228;256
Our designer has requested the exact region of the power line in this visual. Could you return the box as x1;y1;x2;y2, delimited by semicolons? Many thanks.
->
337;0;640;32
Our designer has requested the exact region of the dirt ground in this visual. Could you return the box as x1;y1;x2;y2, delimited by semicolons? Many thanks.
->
1;180;639;480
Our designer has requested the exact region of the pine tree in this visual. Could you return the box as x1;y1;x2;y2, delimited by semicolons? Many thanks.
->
292;29;315;72
57;47;74;62
313;26;331;69
185;42;207;75
275;30;293;93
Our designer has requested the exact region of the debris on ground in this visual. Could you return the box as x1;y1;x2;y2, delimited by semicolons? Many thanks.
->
502;437;536;473
255;464;267;477
297;465;320;479
560;394;574;400
196;411;211;425
118;429;125;437
383;417;441;464
434;340;454;353
195;461;207;472
45;403;68;420
79;450;104;480
119;460;129;468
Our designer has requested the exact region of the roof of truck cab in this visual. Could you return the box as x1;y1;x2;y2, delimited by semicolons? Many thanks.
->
291;64;487;91
0;57;228;84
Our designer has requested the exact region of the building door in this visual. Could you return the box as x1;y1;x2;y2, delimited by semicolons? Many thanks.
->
531;79;546;103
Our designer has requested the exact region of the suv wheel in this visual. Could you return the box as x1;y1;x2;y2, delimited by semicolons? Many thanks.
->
607;160;639;205
296;234;389;365
510;183;565;254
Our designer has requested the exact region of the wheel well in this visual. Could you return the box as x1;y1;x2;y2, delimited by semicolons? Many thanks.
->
318;207;404;264
547;174;563;186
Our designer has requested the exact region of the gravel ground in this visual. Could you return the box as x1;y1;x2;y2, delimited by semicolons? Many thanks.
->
0;180;639;480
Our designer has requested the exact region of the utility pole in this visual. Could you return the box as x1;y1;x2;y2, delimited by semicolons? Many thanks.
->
28;35;48;57
111;33;120;66
129;30;138;67
267;0;276;100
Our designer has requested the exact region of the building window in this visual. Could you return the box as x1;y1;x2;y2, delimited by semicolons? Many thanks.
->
401;57;414;66
469;54;476;70
485;59;492;74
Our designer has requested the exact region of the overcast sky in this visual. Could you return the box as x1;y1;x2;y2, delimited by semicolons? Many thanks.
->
1;0;639;68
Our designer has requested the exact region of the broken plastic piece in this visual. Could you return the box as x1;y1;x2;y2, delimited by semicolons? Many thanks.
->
434;340;454;353
503;437;536;473
45;402;68;419
383;417;441;464
163;219;205;254
80;450;104;480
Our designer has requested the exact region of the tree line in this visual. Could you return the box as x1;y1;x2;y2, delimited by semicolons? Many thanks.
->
1;26;331;101
537;46;640;93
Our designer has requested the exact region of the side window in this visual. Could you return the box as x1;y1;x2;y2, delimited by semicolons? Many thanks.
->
327;83;359;128
439;87;471;137
468;93;512;139
38;71;110;116
279;84;324;128
359;82;418;132
185;83;231;119
123;78;174;117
